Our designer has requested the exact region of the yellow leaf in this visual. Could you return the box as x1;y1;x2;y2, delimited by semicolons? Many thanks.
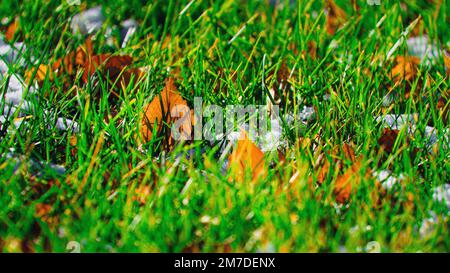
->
228;132;267;183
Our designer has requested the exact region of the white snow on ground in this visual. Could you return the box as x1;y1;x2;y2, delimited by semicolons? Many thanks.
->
70;6;137;47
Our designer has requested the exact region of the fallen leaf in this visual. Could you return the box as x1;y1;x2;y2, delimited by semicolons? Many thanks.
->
378;128;400;155
35;203;52;218
445;55;450;75
390;56;426;99
25;64;54;85
267;61;293;113
27;37;141;97
314;143;355;185
316;157;330;185
141;78;190;146
410;17;424;37
325;0;347;35
377;128;418;164
307;41;317;60
437;90;448;124
228;132;267;183
391;56;421;84
133;185;151;205
5;19;18;41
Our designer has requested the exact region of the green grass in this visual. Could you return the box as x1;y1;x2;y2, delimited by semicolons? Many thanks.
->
0;0;449;252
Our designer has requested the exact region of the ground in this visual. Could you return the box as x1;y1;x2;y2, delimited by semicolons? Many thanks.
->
0;0;449;252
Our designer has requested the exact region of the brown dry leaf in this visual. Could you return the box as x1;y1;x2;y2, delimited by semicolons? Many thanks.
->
141;78;190;145
437;90;449;124
334;158;380;204
37;37;140;88
307;41;317;60
53;38;93;77
133;185;152;205
276;61;290;92
378;128;400;155
316;157;330;185
390;56;425;99
80;47;141;85
334;161;362;203
410;17;424;37
377;128;418;164
311;142;377;203
69;135;78;158
26;38;92;86
5;20;18;41
181;244;201;253
325;0;347;35
25;64;54;85
228;132;267;183
342;143;356;161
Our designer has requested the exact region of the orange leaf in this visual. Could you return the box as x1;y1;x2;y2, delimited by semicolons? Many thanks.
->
228;132;267;183
43;37;140;90
314;143;355;185
334;161;362;203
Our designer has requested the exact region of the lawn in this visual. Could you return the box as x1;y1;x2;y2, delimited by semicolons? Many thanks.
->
0;0;449;253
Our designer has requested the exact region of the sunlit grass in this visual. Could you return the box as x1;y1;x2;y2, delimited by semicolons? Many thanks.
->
0;0;448;252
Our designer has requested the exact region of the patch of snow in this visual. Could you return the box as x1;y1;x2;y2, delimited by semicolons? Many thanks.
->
70;6;105;35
